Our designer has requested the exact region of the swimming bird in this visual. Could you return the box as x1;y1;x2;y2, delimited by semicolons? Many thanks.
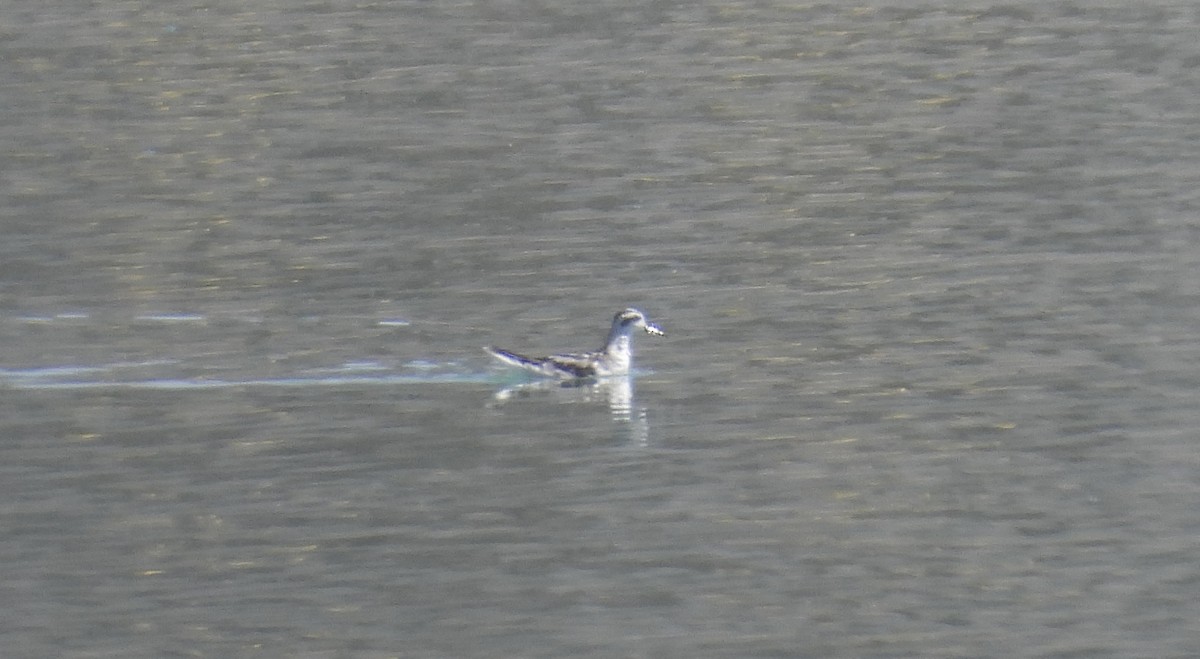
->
486;308;665;379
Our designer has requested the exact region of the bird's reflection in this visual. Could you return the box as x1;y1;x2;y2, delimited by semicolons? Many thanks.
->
491;375;650;445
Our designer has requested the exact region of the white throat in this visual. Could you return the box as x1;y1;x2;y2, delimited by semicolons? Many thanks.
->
601;333;633;375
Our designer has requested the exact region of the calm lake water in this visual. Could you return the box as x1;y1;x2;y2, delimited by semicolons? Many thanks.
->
3;1;1200;657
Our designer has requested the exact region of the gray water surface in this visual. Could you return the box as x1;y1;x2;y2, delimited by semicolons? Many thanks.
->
4;2;1200;657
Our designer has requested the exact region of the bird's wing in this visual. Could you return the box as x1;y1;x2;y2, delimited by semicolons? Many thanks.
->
485;347;596;378
542;352;599;378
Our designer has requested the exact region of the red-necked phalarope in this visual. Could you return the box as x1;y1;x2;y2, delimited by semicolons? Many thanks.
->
486;308;665;379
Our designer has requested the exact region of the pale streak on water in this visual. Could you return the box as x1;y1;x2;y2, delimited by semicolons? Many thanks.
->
3;2;1200;657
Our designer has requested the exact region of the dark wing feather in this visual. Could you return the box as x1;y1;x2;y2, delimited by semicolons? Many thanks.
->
542;352;598;378
485;347;597;378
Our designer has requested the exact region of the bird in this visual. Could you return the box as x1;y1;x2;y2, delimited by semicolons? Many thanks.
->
485;308;665;379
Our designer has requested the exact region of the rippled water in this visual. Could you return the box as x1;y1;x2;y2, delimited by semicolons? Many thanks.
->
4;2;1200;657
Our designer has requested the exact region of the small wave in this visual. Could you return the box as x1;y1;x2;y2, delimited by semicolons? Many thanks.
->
133;313;208;323
1;361;498;391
